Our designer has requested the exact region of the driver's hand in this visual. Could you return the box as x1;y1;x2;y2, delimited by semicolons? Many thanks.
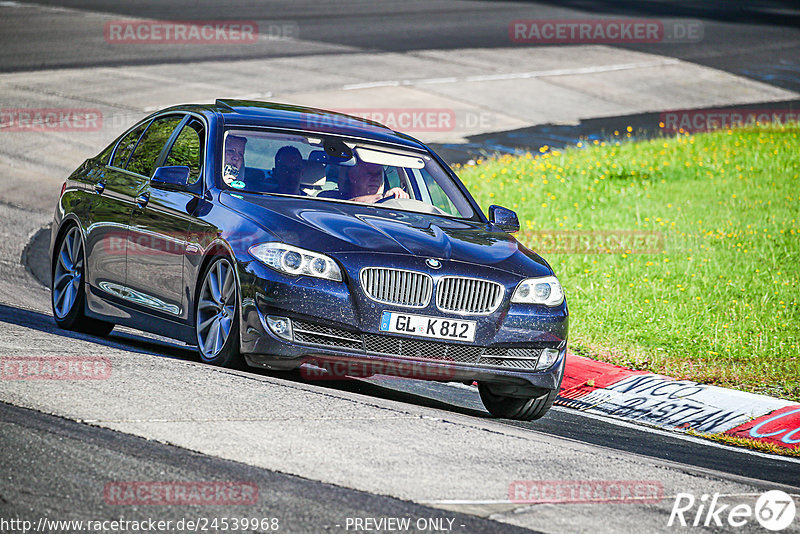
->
383;187;409;200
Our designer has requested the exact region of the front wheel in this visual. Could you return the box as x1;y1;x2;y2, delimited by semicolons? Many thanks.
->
195;257;244;368
478;383;558;421
51;225;114;336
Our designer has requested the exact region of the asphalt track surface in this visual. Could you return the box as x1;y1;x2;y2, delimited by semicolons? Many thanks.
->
3;0;799;161
3;299;800;490
3;0;800;93
2;1;800;532
1;401;535;534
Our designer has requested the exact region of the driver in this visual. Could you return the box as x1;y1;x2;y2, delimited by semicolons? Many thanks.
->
322;161;409;203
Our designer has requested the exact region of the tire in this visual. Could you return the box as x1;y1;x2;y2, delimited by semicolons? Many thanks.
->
51;224;114;336
194;256;244;368
478;382;558;421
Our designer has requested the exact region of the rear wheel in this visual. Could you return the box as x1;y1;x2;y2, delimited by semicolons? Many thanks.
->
195;257;244;368
478;382;558;421
51;225;114;336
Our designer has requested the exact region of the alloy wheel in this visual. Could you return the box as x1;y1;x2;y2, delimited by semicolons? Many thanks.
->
196;258;237;360
52;226;83;319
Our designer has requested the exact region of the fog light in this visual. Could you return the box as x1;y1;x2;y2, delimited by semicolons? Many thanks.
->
536;348;560;371
267;315;293;341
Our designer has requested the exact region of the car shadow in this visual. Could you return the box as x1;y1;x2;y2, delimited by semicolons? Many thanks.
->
0;303;198;362
0;303;489;419
293;374;491;419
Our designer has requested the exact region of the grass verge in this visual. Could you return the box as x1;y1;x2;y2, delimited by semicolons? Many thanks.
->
456;123;799;401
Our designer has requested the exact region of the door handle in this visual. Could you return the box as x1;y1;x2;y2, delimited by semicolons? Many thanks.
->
94;182;106;194
135;192;149;209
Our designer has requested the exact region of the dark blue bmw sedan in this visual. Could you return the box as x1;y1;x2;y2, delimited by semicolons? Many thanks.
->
51;99;568;420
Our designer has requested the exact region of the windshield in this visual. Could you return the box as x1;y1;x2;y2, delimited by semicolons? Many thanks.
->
222;129;476;219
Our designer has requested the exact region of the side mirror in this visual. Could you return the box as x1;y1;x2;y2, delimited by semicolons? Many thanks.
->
151;166;190;191
488;205;520;233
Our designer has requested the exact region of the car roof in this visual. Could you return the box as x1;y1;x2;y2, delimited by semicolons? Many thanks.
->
173;99;425;151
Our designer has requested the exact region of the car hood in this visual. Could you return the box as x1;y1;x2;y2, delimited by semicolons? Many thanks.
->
220;192;552;276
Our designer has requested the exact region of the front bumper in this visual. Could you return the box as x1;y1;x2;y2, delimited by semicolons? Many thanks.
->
237;257;568;393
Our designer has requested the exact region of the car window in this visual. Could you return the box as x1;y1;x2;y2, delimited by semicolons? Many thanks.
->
384;166;409;190
164;118;204;184
418;167;460;215
221;129;477;219
111;122;148;169
126;115;184;177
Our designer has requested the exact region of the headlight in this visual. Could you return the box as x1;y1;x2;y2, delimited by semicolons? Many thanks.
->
511;276;564;306
249;243;342;282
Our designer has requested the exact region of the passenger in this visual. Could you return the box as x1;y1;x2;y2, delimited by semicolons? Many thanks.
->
222;135;247;188
271;146;305;196
321;161;409;203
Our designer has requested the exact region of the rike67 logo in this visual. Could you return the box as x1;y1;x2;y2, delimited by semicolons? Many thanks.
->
669;490;796;531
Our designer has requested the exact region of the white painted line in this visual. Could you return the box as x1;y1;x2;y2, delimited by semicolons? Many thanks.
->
463;60;681;82
423;492;800;506
422;499;514;505
341;59;681;91
0;0;102;14
341;80;401;90
413;76;461;86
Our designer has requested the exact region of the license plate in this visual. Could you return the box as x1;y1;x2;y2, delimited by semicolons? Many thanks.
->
379;311;476;342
